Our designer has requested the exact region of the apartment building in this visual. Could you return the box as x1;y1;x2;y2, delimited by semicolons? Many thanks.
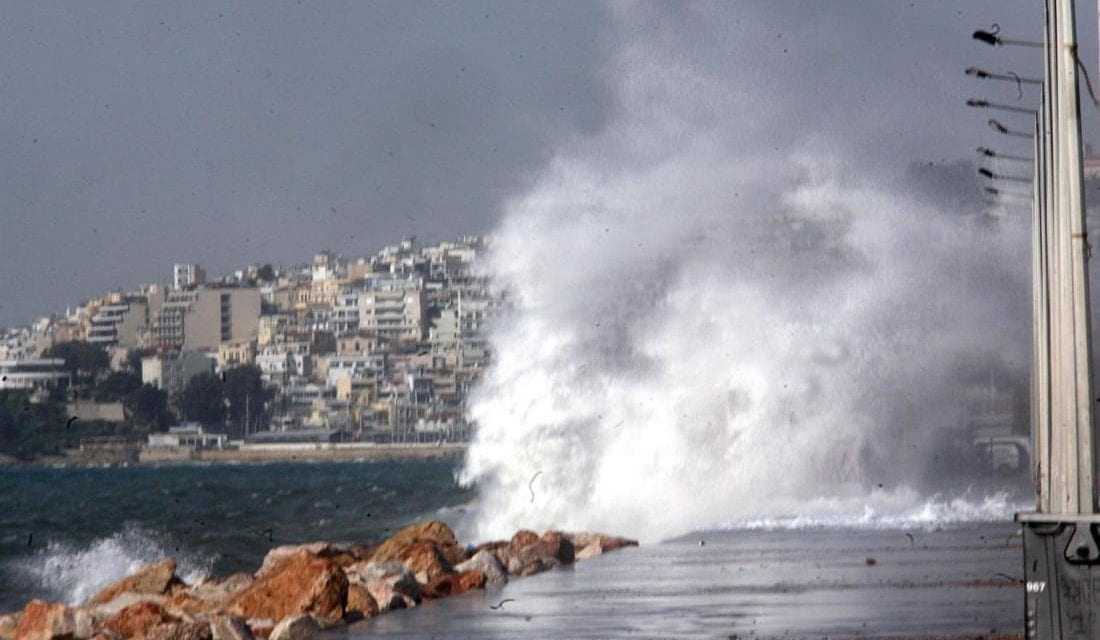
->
151;287;261;351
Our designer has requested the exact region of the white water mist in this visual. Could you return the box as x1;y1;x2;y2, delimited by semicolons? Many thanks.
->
459;4;1030;542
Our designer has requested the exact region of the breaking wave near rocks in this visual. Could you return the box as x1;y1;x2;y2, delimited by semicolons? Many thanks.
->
459;4;1031;542
4;525;212;607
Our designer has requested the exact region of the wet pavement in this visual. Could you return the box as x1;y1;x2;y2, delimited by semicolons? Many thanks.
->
343;523;1023;639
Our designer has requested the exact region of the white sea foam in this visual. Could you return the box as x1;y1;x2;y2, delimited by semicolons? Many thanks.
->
721;491;1028;532
10;525;212;606
459;4;1030;543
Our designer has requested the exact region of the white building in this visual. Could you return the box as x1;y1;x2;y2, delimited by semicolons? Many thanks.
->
0;359;70;394
147;423;227;450
173;263;206;290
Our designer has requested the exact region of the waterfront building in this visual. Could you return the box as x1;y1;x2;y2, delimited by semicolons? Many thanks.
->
147;423;227;450
0;358;70;395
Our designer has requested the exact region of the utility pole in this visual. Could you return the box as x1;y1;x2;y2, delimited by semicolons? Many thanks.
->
1016;0;1100;637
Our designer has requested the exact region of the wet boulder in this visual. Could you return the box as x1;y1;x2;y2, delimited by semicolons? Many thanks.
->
88;560;181;607
344;562;418;613
255;544;370;579
227;552;347;625
187;574;254;610
208;616;253;640
420;570;486;600
539;531;575;564
370;522;465;567
1;612;22;640
343;586;377;621
144;621;211;640
14;601;94;640
566;533;638;560
267;616;320;640
242;620;273;640
393;541;452;584
102;602;176;639
497;530;570;577
453;549;507;586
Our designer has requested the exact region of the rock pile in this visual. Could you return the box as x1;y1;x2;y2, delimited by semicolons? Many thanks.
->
2;523;636;640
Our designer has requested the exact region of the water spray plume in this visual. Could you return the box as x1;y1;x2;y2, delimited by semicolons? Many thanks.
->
460;6;1031;542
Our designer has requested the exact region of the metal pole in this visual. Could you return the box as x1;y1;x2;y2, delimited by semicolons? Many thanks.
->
1048;0;1096;514
1034;104;1052;513
1018;3;1100;637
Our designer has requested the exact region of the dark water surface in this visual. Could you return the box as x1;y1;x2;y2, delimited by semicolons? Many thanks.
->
0;460;472;610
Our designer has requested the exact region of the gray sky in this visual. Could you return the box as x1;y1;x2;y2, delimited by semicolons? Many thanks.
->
0;1;1090;327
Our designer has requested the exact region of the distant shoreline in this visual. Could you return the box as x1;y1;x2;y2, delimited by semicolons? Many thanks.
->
0;442;468;468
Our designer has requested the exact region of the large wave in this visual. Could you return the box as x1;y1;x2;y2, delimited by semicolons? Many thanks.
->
459;4;1031;542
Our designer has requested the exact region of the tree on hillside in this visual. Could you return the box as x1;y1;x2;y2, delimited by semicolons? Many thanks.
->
222;365;272;436
126;348;156;375
257;264;276;282
178;373;225;426
44;341;109;383
94;371;143;402
0;391;67;460
125;384;173;431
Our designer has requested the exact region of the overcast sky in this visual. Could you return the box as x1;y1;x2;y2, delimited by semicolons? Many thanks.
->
0;1;1092;327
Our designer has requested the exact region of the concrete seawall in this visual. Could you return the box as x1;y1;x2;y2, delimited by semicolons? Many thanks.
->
137;443;467;465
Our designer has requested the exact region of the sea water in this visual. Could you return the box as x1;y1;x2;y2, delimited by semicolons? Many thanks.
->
0;460;472;610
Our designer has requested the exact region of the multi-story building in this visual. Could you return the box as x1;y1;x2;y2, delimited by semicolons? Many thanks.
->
217;340;256;370
141;351;215;397
151;287;261;351
86;299;149;348
354;277;425;343
0;358;70;395
173;263;206;290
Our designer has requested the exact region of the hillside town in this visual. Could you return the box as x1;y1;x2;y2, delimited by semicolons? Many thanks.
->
0;236;499;462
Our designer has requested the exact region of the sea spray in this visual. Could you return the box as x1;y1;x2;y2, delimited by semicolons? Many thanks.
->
8;524;213;606
459;4;1030;542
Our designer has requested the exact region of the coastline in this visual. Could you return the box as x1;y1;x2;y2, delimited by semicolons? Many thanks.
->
0;443;467;469
1;522;638;640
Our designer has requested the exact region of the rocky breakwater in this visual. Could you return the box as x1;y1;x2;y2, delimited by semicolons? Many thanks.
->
1;522;636;640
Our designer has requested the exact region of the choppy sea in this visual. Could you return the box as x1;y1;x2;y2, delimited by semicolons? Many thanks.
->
0;460;1027;638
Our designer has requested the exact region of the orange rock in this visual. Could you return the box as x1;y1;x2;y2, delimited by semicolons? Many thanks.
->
568;532;638;559
1;612;22;640
208;616;253;640
266;616;318;640
394;541;452;584
370;522;465;567
455;570;487;594
420;570;485;600
344;562;419;613
508;530;539;550
88;560;180;606
12;600;93;640
188;574;254;610
255;544;372;579
144;621;211;640
343;585;377;621
453;550;507;586
163;592;213;618
243;620;273;640
103;602;175;639
226;552;347;625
